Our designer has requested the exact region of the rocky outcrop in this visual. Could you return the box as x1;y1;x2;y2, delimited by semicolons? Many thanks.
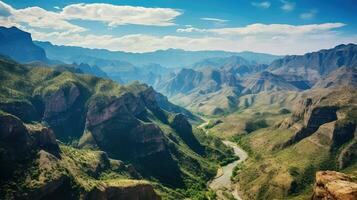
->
0;100;40;123
284;105;338;147
81;87;185;187
312;171;357;200
82;91;166;159
40;83;87;140
170;114;204;154
27;124;60;157
85;182;161;200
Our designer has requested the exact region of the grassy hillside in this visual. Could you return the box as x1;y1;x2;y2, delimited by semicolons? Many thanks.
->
204;86;357;199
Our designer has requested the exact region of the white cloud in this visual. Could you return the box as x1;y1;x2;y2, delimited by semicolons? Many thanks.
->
201;17;228;23
0;1;85;32
30;23;356;55
0;1;355;55
281;0;295;11
210;23;345;36
176;27;207;33
61;3;182;27
173;23;345;36
0;1;182;33
251;1;271;9
300;9;318;20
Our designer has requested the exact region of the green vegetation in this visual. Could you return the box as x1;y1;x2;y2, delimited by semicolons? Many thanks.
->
204;119;223;129
0;59;238;199
244;119;268;133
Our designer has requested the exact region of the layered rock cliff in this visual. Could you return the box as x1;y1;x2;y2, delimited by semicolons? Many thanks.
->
312;171;357;200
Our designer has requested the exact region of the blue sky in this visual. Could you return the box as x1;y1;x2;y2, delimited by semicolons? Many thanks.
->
1;0;356;54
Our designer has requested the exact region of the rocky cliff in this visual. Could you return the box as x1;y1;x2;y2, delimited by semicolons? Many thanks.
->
312;171;357;200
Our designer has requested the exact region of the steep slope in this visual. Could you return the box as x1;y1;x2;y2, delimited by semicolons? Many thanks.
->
241;71;300;95
269;43;357;84
0;26;48;63
155;67;245;114
156;68;300;115
313;66;357;89
0;58;235;199
221;86;357;200
0;111;161;200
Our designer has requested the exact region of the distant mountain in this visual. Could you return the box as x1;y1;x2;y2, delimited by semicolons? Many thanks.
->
156;67;241;97
0;26;48;63
155;65;301;114
192;56;251;69
269;43;357;84
313;66;357;89
35;41;281;68
75;63;108;78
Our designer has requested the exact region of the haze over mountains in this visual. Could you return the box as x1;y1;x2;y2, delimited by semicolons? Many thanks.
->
35;41;281;68
0;25;356;200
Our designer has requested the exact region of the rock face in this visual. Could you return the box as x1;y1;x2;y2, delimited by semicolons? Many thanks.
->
241;71;300;95
170;114;204;154
39;82;88;140
312;171;357;200
0;26;48;63
81;86;184;187
313;67;357;89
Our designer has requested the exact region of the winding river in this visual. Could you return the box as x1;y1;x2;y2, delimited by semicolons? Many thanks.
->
199;119;248;199
209;140;248;200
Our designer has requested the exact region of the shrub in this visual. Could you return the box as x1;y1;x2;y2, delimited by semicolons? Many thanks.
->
245;119;268;133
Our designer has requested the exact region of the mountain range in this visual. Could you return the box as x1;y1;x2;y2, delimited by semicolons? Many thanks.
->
155;43;357;115
35;41;281;68
0;57;235;199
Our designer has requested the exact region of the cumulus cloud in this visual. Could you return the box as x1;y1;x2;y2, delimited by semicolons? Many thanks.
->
0;1;86;32
251;1;271;9
61;3;181;27
0;0;182;33
281;0;295;11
